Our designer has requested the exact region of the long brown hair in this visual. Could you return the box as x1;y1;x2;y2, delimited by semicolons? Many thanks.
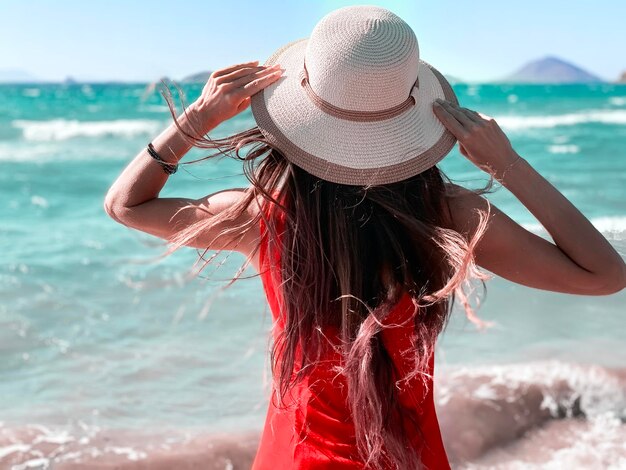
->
162;85;493;469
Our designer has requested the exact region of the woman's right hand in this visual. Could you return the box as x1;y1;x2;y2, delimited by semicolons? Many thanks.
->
189;61;284;135
432;98;519;179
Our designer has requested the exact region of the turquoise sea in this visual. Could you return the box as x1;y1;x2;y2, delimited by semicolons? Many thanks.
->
1;82;625;469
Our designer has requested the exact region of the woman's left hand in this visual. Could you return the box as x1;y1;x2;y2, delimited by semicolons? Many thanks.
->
189;60;284;133
432;99;518;179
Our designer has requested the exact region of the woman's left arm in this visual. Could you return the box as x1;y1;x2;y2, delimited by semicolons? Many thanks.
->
104;60;283;253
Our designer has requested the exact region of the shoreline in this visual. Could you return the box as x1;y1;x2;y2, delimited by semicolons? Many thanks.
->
3;360;624;469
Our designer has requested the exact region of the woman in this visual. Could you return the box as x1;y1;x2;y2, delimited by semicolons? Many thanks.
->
104;6;625;470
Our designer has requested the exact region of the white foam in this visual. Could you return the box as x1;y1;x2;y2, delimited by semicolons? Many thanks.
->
105;446;147;461
608;97;626;106
472;383;500;401
139;105;171;113
30;195;49;208
0;143;58;162
547;144;580;154
521;216;626;238
520;222;544;232
496;109;626;130
462;414;626;469
32;429;74;445
12;119;162;141
0;443;30;459
81;85;95;97
466;85;480;96
11;457;50;469
439;360;625;419
552;135;569;144
590;216;626;233
440;360;626;467
0;142;130;162
22;88;41;98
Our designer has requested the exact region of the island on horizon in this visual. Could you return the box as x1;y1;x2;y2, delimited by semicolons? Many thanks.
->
497;56;605;84
2;57;625;85
180;71;213;83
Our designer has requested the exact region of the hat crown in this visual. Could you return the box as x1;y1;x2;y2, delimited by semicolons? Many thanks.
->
304;6;419;112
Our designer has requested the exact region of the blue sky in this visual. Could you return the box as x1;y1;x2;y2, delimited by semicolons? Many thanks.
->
1;0;624;82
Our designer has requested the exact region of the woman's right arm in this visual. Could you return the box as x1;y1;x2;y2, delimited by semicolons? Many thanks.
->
433;99;626;295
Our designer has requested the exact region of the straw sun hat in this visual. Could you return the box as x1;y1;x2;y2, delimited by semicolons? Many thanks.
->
250;5;459;186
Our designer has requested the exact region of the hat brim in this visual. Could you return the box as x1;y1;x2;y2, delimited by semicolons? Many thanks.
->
251;38;459;186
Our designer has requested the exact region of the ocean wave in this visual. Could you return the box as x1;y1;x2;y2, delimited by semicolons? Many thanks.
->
497;109;626;130
1;360;623;468
440;360;626;469
0;425;259;469
12;119;163;141
21;88;41;98
0;142;134;162
138;104;171;113
522;215;626;240
608;97;626;106
461;417;626;469
547;144;579;154
0;143;57;162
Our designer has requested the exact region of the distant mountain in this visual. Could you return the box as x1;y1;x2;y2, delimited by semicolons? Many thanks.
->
500;56;604;83
0;68;40;83
181;71;213;83
617;71;626;83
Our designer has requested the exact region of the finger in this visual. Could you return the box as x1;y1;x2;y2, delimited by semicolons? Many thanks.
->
212;60;260;78
440;100;475;127
432;102;468;139
230;64;281;88
476;111;494;121
459;107;482;123
239;69;284;94
218;65;266;83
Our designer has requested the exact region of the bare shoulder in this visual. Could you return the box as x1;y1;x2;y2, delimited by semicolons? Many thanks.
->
443;182;494;239
197;187;263;220
214;186;262;234
196;187;256;213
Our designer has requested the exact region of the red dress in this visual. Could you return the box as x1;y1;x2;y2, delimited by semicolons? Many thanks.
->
252;205;450;470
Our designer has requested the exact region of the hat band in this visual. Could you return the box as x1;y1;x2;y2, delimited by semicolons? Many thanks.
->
299;61;419;122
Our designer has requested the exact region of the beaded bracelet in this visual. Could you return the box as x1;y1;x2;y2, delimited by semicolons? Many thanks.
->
147;143;178;175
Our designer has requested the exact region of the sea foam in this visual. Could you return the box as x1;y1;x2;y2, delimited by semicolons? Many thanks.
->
522;216;626;239
438;360;626;467
547;144;580;154
497;109;626;130
608;96;626;106
12;119;162;141
0;142;134;162
1;361;623;469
